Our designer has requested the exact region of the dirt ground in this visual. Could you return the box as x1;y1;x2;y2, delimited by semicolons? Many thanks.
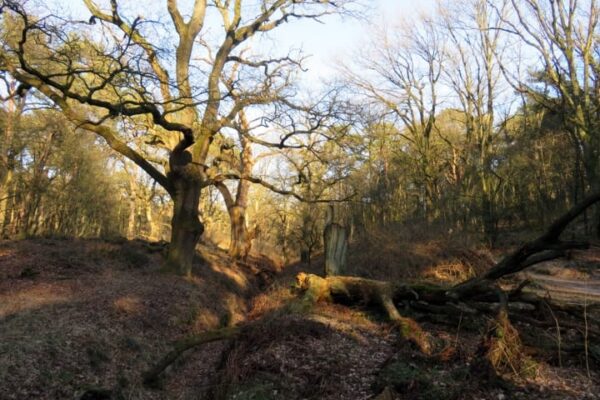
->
0;238;270;399
0;238;598;400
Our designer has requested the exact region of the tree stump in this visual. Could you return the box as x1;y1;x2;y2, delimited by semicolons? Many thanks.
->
324;222;348;276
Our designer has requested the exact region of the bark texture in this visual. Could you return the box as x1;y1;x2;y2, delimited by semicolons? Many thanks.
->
295;273;432;353
324;222;348;276
166;174;204;276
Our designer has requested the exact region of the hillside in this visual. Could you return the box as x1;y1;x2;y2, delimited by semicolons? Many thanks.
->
1;237;598;400
0;238;274;399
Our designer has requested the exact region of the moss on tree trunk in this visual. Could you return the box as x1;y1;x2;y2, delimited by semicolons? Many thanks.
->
166;177;203;277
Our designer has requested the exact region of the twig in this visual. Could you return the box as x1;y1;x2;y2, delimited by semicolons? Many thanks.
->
454;311;464;347
544;300;562;367
584;282;591;379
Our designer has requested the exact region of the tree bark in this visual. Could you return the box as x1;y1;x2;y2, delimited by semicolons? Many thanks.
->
0;169;13;238
127;195;137;240
0;81;22;238
166;177;204;277
218;112;255;261
324;222;348;276
229;205;249;260
216;182;252;261
146;202;158;241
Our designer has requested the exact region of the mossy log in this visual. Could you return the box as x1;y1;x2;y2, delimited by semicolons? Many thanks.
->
295;273;433;353
143;192;600;385
293;272;599;349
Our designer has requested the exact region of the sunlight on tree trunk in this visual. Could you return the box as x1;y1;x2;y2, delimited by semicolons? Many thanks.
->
324;204;349;276
166;179;203;276
229;205;249;260
324;223;348;276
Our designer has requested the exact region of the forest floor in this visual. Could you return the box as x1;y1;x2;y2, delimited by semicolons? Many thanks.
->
0;234;599;400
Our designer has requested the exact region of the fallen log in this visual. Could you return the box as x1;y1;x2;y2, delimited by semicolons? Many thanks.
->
451;191;600;299
295;272;434;353
142;191;600;386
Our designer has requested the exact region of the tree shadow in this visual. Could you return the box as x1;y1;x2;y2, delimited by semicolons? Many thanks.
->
0;237;276;399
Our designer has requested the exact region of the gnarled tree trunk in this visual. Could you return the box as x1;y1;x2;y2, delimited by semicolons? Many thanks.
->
229;205;249;260
166;176;204;277
216;113;255;261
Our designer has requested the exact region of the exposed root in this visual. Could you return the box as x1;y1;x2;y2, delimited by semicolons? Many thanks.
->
142;326;241;386
379;293;431;354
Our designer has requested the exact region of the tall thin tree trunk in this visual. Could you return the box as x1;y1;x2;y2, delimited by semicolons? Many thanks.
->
0;169;13;238
125;165;139;240
146;203;158;241
127;195;137;240
0;81;20;238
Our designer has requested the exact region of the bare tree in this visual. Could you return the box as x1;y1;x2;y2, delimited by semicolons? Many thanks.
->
492;0;600;234
0;0;354;275
440;0;509;243
344;15;446;219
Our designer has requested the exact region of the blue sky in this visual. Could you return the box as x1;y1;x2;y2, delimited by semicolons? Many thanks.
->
39;0;435;83
266;0;436;82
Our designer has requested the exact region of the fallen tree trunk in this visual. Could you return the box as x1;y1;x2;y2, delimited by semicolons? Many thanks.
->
295;272;432;353
143;191;600;386
450;191;600;299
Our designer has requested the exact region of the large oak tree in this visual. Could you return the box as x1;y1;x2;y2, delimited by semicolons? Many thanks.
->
0;0;353;275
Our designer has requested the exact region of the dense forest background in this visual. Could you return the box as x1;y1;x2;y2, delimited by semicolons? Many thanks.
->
2;1;600;399
2;0;598;265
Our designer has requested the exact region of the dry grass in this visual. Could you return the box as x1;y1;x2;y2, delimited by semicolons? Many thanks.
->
480;310;539;380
